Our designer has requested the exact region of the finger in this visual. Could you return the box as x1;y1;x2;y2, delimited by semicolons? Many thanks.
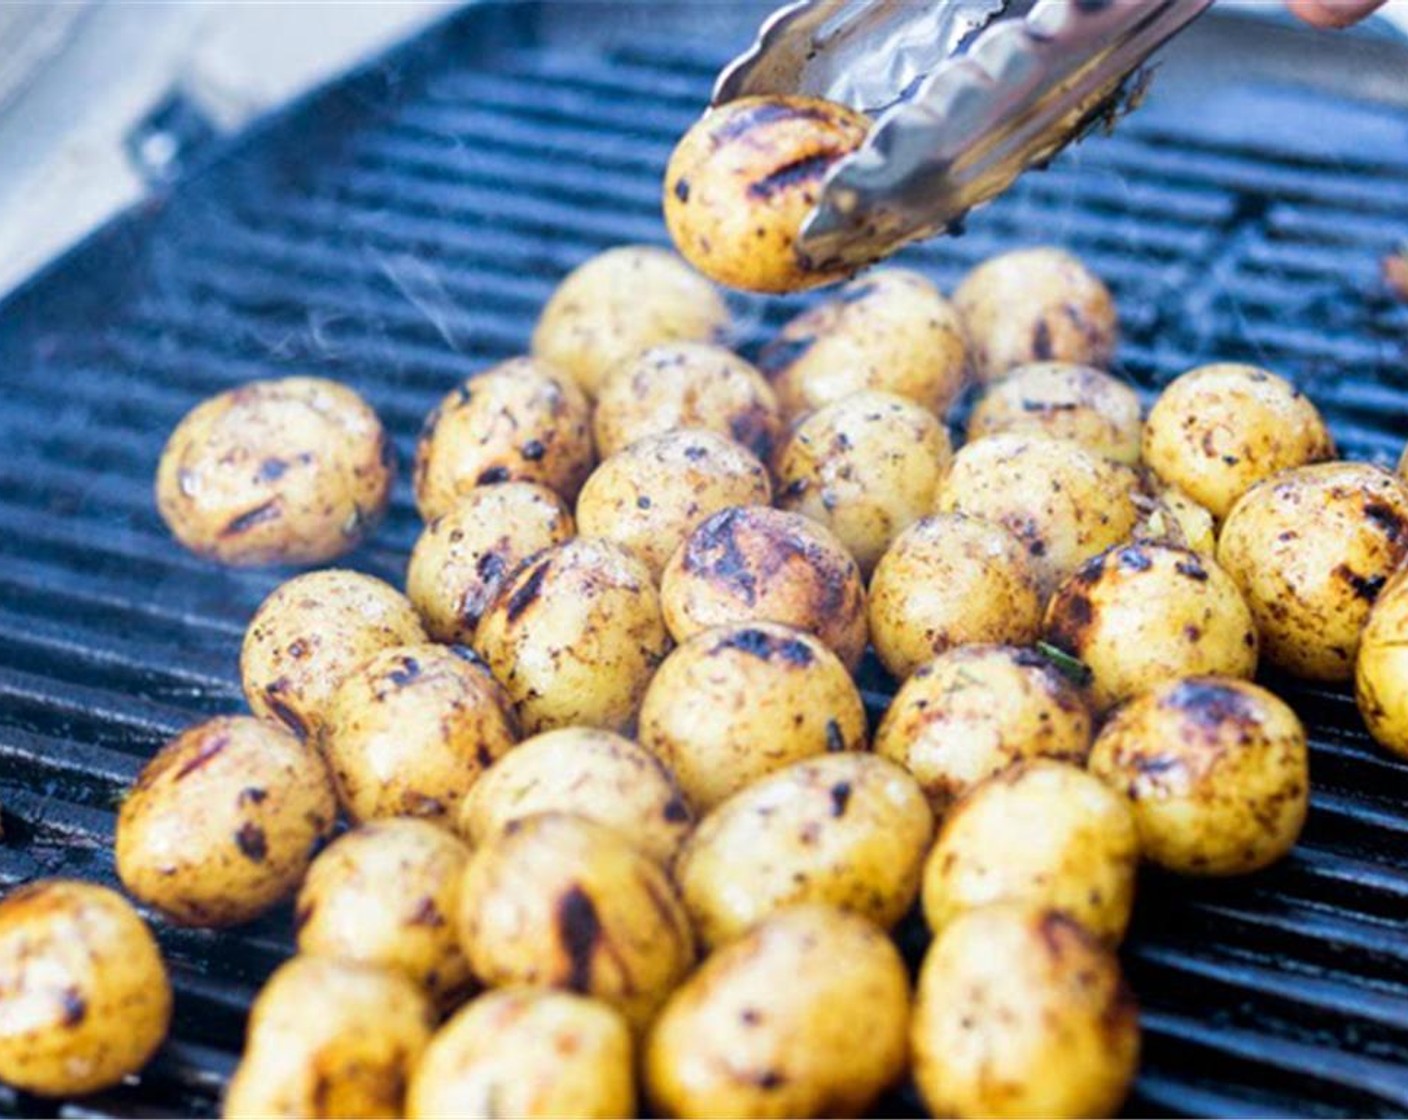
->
1286;0;1388;29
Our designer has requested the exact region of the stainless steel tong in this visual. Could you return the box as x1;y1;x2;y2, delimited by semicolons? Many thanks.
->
712;0;1214;272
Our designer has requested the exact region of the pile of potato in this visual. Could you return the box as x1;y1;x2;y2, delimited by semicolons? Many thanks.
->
8;232;1408;1120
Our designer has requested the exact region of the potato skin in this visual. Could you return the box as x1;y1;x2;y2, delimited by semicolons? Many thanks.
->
1356;568;1408;759
532;246;730;398
413;358;594;519
1044;541;1258;712
663;95;870;293
155;376;392;566
775;390;953;576
473;538;670;734
660;505;868;670
676;754;933;947
117;715;336;927
638;621;867;811
912;903;1139;1119
645;904;909;1119
407;989;635;1120
224;956;434;1119
874;645;1093;813
0;880;171;1096
868;513;1042;681
593;342;782;462
1089;677;1308;876
322;643;518;825
241;569;427;741
967;361;1142;464
1148;482;1218;555
1143;363;1334;520
922;761;1139;944
407;482;575;645
295;819;473;1004
759;269;968;418
576;429;772;581
456;813;694;1030
1216;462;1408;681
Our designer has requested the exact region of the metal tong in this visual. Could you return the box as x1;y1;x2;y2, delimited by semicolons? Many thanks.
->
713;0;1214;273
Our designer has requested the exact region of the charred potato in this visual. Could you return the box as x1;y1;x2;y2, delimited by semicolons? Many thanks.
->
0;880;171;1096
1147;481;1218;555
456;812;694;1030
593;342;782;462
967;361;1142;464
663;95;870;293
638;621;866;811
774;390;953;576
922;761;1139;944
1090;677;1309;875
156;376;392;566
1217;462;1408;681
576;429;772;580
759;269;968;418
407;482;575;645
660;505;868;670
224;956;434;1119
874;645;1093;813
675;753;933;947
645;904;909;1119
117;715;336;927
322;643;518;825
868;513;1042;681
241;569;427;741
1044;541;1258;712
1357;568;1408;759
407;989;635;1120
954;248;1118;383
913;903;1139;1119
413;358;594;519
295;819;473;1004
474;538;670;734
1143;363;1334;520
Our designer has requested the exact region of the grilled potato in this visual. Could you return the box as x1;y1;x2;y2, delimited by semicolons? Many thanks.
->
1147;481;1218;555
967;361;1142;464
1356;568;1408;759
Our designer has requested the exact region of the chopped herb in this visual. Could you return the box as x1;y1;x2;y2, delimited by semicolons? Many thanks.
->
1037;641;1093;687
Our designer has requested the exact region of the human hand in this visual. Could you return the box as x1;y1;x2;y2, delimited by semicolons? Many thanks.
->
1287;0;1389;28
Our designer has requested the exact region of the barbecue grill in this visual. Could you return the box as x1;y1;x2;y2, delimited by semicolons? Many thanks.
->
0;1;1406;1116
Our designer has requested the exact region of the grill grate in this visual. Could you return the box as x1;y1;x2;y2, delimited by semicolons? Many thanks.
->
2;4;1408;1116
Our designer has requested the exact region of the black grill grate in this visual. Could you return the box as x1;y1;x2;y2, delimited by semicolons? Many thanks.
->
2;4;1408;1116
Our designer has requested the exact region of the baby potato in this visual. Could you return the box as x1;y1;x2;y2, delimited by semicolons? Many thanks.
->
1090;676;1309;875
645;904;909;1119
912;903;1139;1119
922;761;1139;944
967;361;1142;464
593;342;782;462
660;505;868;670
117;715;336;927
458;727;692;866
413;358;594;519
225;956;434;1119
0;880;171;1097
1143;363;1334;520
1357;568;1408;759
407;989;634;1120
474;538;670;734
1217;462;1408;681
759;269;968;418
638;621;866;811
456;812;694;1030
775;390;953;576
1044;541;1258;712
295;819;473;1004
322;643;518;825
868;514;1043;681
241;569;427;741
954;248;1118;383
875;645;1093;813
934;434;1143;597
676;753;933;947
664;95;870;293
1146;481;1218;555
576;429;772;580
155;376;392;566
407;482;575;645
